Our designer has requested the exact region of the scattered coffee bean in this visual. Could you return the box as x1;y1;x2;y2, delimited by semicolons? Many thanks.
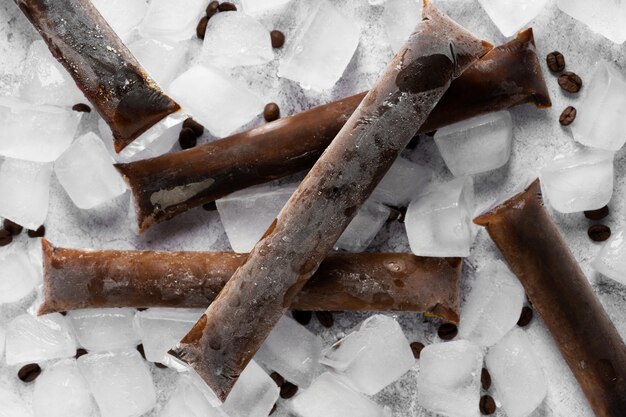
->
137;344;146;360
0;229;12;246
202;201;217;211
179;128;198;150
546;51;565;73
280;381;298;399
481;368;491;390
270;371;285;387
155;362;168;369
3;219;23;235
263;102;281;122
315;311;334;328
18;363;42;382
183;118;205;137
72;103;91;113
218;2;237;11
75;348;88;359
479;395;497;415
292;310;312;325
517;306;534;327
196;15;209;39
558;71;582;93
410;341;425;359
584;205;609;220
206;0;220;17
270;30;285;48
559;106;576;126
27;225;45;238
437;323;458;340
588;224;611;242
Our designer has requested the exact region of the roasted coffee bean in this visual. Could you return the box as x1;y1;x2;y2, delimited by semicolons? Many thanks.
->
206;1;220;17
3;219;23;235
479;395;497;415
0;229;12;246
437;323;458;340
315;311;334;328
27;225;45;238
270;30;285;48
546;51;565;72
292;310;312;325
584;205;609;220
270;371;285;387
179;127;198;150
588;224;611;242
280;382;298;399
410;341;425;359
517;306;534;327
18;363;42;382
559;106;576;126
75;348;88;359
183;118;205;137
202;201;217;211
263;102;281;122
196;16;209;39
558;71;582;93
218;2;237;11
481;368;491;390
72;103;91;112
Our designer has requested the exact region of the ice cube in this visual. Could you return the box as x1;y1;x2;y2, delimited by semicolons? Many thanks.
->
159;374;226;417
458;260;526;346
540;147;614;213
217;184;297;253
571;62;626;151
405;176;475;257
68;308;140;352
223;360;280;417
370;157;432;207
128;38;189;88
334;201;390;252
486;328;547;417
241;0;292;14
256;315;323;387
135;308;204;363
169;65;264;137
321;315;414;395
290;372;387;417
592;227;626;286
0;97;81;162
5;313;77;366
201;12;274;68
478;0;548;37
278;0;361;90
0;158;52;230
91;0;147;42
434;111;513;177
33;359;95;417
54;132;127;209
0;247;39;304
382;0;421;53
19;41;85;107
0;385;33;417
77;350;157;417
141;0;208;41
556;0;626;44
417;340;483;417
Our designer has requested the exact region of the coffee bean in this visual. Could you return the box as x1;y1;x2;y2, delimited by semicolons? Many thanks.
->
437;323;458;340
155;362;168;369
75;348;88;359
588;224;611;242
179;128;197;150
202;201;217;211
410;341;425;359
27;225;45;238
546;51;565;73
18;363;42;382
72;103;91;113
558;71;582;93
292;310;312;325
481;368;491;390
263;102;281;122
315;311;334;328
183;118;204;137
280;382;298;399
206;1;220;17
479;395;497;415
270;30;285;48
218;2;237;11
196;15;209;39
584;205;609;220
559;106;576;126
270;371;285;387
3;219;23;235
0;229;12;246
517;306;534;327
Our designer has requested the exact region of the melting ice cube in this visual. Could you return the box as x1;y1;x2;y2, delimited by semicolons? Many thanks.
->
478;0;549;37
382;0;421;53
0;247;39;304
593;227;626;286
370;157;432;207
223;360;280;417
141;0;208;41
159;374;226;417
240;0;292;14
128;38;189;88
334;201;390;252
91;0;148;42
556;0;626;44
68;308;140;352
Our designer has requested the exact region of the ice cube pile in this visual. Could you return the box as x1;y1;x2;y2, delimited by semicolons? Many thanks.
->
478;0;549;37
556;0;626;44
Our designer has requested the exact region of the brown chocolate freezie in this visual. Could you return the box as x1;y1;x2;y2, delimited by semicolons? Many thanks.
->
474;179;626;417
169;1;492;401
38;240;462;322
15;0;180;152
117;28;550;233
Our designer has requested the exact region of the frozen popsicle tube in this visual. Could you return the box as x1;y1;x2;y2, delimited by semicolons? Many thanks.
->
474;179;626;417
15;0;180;152
37;240;462;321
169;2;491;401
118;28;550;233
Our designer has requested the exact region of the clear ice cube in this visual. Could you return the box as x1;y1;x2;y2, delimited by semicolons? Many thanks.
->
0;247;39;304
0;97;81;162
91;0;148;42
222;360;280;417
135;308;204;363
241;0;292;14
458;260;526;347
201;12;274;68
417;340;483;417
405;176;475;257
334;201;390;252
478;0;549;37
217;183;297;253
571;62;626;151
68;308;140;352
256;315;323;387
77;350;157;417
485;328;547;417
141;0;208;41
278;0;361;90
382;0;421;53
169;65;264;137
33;359;95;417
540;147;614;213
290;372;388;417
128;38;189;88
556;0;626;44
434;111;513;177
5;313;77;366
321;315;414;395
0;385;33;417
159;374;226;417
370;157;432;207
593;227;626;286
